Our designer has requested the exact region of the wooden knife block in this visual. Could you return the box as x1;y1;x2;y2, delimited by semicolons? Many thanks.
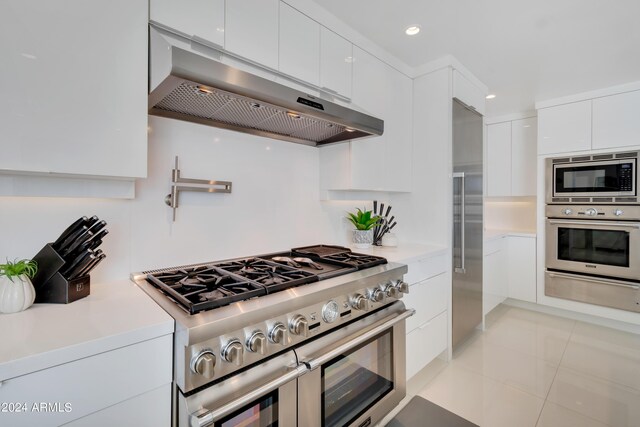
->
31;244;90;304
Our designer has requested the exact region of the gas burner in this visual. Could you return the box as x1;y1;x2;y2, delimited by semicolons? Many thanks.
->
214;258;317;292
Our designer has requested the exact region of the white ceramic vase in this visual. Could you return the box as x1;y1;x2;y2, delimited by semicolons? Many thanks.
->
0;274;36;314
352;229;374;249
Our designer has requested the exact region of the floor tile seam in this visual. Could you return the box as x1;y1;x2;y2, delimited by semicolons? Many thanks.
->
535;400;614;427
477;335;563;367
556;364;640;394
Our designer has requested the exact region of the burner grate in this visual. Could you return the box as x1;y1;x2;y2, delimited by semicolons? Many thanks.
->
213;258;318;293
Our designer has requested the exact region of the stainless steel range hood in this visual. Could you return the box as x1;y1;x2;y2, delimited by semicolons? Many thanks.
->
149;29;383;147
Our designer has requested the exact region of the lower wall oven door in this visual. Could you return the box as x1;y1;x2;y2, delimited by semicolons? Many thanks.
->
179;350;305;427
546;219;640;280
296;301;414;427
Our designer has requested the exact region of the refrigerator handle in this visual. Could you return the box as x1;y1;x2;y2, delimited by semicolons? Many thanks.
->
453;172;466;274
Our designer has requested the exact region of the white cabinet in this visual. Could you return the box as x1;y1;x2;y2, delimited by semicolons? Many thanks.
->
453;70;486;115
150;0;225;48
404;273;448;333
406;311;447;379
483;236;508;316
537;100;592;155
487;122;512;197
0;0;147;180
321;47;412;192
487;117;537;197
320;27;353;99
593;90;640;150
507;236;537;303
511;118;537;195
279;3;320;86
225;0;279;70
0;335;172;426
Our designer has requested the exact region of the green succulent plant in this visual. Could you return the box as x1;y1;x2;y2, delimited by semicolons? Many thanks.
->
0;259;38;282
346;208;382;231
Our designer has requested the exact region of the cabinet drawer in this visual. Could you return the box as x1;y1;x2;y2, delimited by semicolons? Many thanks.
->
483;235;506;256
0;335;172;427
404;273;448;333
404;253;448;285
406;311;447;379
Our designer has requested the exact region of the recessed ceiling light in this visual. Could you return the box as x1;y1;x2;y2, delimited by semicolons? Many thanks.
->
405;26;421;36
485;94;496;99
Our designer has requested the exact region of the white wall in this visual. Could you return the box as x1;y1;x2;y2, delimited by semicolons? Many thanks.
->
0;117;349;282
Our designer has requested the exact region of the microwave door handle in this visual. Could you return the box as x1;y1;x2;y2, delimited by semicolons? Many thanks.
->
453;172;466;274
306;308;415;371
548;272;640;290
190;364;308;427
548;220;640;229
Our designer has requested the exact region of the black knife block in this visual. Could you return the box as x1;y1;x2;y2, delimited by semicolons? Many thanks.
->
31;244;90;304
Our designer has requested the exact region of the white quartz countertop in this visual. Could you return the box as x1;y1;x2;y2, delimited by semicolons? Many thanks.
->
484;228;537;242
0;279;173;381
349;242;448;264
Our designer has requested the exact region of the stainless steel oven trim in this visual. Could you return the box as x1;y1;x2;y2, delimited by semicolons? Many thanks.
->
545;218;640;280
545;270;640;313
546;156;637;203
296;301;411;427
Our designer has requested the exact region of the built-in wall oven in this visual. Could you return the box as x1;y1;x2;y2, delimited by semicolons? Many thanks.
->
546;151;638;204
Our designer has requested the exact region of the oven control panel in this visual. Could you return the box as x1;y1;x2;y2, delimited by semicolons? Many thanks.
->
546;204;640;221
183;277;409;389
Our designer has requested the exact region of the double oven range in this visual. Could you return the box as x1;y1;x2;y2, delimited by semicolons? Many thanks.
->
131;245;413;427
545;150;640;312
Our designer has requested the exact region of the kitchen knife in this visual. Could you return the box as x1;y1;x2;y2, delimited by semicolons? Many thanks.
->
61;250;94;278
373;200;378;216
56;225;88;254
71;253;106;280
64;253;96;279
385;205;392;218
86;219;107;235
379;203;385;218
52;216;89;249
61;230;94;258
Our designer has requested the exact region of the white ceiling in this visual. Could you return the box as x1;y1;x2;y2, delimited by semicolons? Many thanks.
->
311;0;640;117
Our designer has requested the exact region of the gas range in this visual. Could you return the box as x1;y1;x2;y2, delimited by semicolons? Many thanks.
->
131;245;407;393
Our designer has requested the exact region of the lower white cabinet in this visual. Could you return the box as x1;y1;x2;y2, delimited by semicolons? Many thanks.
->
483;236;508;316
507;236;537;303
406;311;447;379
0;335;172;427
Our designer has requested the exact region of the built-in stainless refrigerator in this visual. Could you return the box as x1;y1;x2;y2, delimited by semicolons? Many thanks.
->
452;99;483;350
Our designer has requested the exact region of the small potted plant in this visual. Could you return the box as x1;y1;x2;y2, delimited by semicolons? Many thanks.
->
0;259;37;314
346;208;382;249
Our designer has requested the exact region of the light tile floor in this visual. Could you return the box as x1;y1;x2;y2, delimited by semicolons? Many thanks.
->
386;304;640;427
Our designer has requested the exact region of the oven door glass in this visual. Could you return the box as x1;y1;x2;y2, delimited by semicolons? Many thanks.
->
558;227;630;267
216;391;278;427
554;161;634;195
321;331;393;427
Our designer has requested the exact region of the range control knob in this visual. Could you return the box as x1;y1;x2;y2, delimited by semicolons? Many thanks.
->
585;208;598;216
191;350;216;379
221;339;244;366
563;208;573;216
246;331;267;355
351;293;371;311
370;288;386;303
613;208;624;217
289;315;309;337
397;280;410;294
386;283;400;298
322;300;340;323
268;323;287;346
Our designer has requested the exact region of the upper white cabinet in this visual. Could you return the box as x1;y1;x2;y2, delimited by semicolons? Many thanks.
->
320;28;353;99
0;0;147;180
593;90;640;150
279;3;320;86
225;0;279;70
486;117;537;197
322;47;412;192
538;100;591;155
150;0;225;48
453;70;486;115
487;122;512;197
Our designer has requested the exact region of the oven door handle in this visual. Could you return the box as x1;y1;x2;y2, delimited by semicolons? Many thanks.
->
548;272;640;290
548;220;640;229
307;308;415;371
190;364;309;427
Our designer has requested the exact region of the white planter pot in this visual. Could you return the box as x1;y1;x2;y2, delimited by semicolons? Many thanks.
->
352;229;374;249
0;274;36;314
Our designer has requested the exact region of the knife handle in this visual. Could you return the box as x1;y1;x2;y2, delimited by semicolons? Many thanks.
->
52;216;89;249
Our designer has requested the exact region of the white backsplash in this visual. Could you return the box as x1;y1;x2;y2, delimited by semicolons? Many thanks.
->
0;117;351;282
484;196;537;232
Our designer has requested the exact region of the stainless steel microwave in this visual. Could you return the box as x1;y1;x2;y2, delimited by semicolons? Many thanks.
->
546;151;638;204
